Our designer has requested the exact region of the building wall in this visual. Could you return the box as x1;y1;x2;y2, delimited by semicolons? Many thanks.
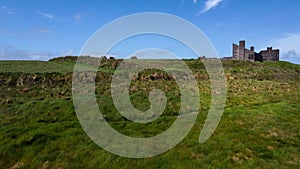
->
244;48;255;61
239;41;245;60
232;41;279;62
259;47;280;62
233;44;239;59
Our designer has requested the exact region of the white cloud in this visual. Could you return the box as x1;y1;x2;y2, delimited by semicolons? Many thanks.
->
282;50;296;59
0;45;54;60
197;0;223;15
37;11;53;19
0;45;79;61
0;5;14;14
59;49;77;56
271;32;300;64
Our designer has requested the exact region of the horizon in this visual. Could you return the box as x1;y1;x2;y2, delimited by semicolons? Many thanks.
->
0;0;300;64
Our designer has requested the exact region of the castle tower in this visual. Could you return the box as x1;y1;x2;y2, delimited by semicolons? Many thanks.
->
232;43;239;59
267;47;272;51
239;40;245;60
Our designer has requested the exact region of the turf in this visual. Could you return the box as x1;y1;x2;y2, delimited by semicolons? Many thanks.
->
0;57;299;168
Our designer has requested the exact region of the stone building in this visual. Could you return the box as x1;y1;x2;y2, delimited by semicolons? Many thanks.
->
232;40;279;62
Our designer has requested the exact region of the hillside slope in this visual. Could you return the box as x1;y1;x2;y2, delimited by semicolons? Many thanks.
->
0;57;299;168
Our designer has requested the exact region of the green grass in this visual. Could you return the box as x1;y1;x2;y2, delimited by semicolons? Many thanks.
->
0;61;75;73
0;57;299;168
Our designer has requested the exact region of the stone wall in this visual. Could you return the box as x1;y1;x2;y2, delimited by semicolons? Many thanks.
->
259;47;279;62
239;41;245;60
245;48;255;61
233;44;239;59
232;40;279;62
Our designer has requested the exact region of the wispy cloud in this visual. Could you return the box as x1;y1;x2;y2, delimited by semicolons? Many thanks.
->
74;13;82;21
31;29;53;34
1;28;53;39
282;50;296;59
197;0;223;15
29;29;53;38
0;45;54;60
271;32;300;64
37;11;53;19
0;5;14;15
0;45;79;60
60;49;77;56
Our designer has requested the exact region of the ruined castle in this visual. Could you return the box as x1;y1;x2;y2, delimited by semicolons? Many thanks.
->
231;40;279;62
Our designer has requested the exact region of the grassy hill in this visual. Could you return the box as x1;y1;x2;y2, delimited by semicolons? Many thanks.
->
0;57;299;168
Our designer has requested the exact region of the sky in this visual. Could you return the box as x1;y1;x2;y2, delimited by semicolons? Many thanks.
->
0;0;300;64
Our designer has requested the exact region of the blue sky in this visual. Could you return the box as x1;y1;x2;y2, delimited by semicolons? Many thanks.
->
0;0;300;63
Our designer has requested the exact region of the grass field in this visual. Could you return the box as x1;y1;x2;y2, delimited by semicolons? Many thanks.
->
0;57;299;168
